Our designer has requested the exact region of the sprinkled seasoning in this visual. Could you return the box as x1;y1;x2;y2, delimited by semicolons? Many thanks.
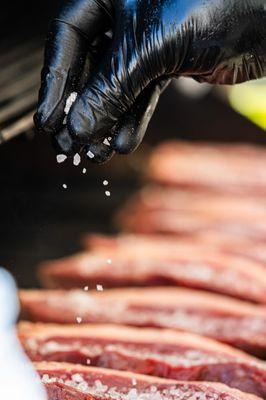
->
76;317;82;324
73;153;81;166
56;154;67;163
106;259;112;264
96;284;103;291
40;373;224;400
105;190;111;197
82;168;87;174
64;92;78;115
103;138;110;146
84;286;89;291
62;184;67;189
103;180;109;186
87;151;95;159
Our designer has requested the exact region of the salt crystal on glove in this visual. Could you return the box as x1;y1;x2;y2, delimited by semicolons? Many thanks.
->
64;92;78;115
87;151;95;159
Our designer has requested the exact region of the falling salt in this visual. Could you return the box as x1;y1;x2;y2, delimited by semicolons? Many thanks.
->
84;286;89;291
64;92;78;115
82;168;87;174
96;284;103;291
86;359;91;365
56;154;67;163
106;259;112;265
132;379;137;386
103;180;108;186
72;374;84;383
103;138;110;146
76;317;82;324
73;153;81;166
62;184;67;189
105;190;111;197
87;151;95;159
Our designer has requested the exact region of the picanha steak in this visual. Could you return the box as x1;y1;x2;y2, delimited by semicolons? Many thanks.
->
19;322;266;398
19;287;266;357
36;361;263;400
38;236;266;304
84;232;266;267
147;141;266;195
118;186;266;241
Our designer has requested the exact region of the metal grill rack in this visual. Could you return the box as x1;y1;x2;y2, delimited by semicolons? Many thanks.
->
0;40;42;144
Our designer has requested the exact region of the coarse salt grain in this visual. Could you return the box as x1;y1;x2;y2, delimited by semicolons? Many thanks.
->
87;151;95;159
84;286;89;291
64;92;78;114
103;138;110;146
96;284;103;291
73;153;81;166
103;180;108;186
86;359;91;365
56;154;67;163
107;259;112;264
82;168;87;174
62;184;67;189
105;190;111;197
76;317;82;324
132;378;137;386
71;373;84;383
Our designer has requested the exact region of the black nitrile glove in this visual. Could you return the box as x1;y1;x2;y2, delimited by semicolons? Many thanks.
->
35;0;266;163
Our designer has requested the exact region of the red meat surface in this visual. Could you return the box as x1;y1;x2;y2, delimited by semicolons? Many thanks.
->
19;322;266;398
38;236;266;304
118;186;266;241
84;232;266;266
36;361;263;400
147;141;266;195
19;287;266;357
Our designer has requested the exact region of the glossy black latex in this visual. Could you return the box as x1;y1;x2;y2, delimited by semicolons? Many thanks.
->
35;0;266;163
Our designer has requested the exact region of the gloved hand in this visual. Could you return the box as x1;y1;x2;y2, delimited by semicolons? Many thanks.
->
35;0;266;163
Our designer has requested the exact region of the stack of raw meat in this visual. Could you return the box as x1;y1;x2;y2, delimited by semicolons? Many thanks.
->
19;141;266;400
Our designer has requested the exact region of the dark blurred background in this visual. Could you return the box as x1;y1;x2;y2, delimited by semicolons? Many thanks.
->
0;0;265;287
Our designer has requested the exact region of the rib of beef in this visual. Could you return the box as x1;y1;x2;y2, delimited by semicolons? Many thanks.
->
19;322;266;398
147;142;266;195
19;287;266;357
38;235;266;304
118;186;266;241
36;361;263;400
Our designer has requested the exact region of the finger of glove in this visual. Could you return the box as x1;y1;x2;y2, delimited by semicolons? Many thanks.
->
113;78;171;154
53;127;81;156
85;141;115;164
35;0;112;134
83;78;171;162
68;31;152;145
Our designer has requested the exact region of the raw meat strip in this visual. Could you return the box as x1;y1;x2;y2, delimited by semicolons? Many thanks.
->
147;141;266;195
36;361;263;400
19;287;266;357
19;322;266;398
118;186;266;240
38;238;266;303
84;231;266;268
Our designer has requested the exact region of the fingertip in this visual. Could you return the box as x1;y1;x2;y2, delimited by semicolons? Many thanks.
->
34;111;57;135
85;141;115;164
68;98;93;144
113;118;145;155
53;127;80;155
